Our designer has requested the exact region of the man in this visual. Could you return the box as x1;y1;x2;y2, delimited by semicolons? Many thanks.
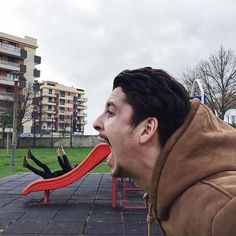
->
93;67;236;235
23;146;77;179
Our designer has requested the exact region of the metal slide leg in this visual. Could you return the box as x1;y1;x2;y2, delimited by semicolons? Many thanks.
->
44;190;50;203
112;177;117;208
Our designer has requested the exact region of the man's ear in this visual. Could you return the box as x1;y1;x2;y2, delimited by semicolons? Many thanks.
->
139;117;158;144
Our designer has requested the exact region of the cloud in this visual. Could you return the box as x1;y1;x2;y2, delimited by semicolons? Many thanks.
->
1;0;236;134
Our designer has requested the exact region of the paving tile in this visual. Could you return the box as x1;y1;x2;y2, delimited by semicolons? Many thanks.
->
0;212;24;228
0;234;38;236
40;234;79;236
42;221;84;234
0;194;20;207
84;235;122;236
85;222;123;235
89;211;121;223
53;207;90;222
123;213;146;223
2;221;48;234
19;210;57;222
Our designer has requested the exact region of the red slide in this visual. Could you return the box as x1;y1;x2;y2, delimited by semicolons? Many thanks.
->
22;143;111;203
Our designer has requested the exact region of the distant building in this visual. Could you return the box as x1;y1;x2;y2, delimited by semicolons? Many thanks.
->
39;81;87;136
0;32;41;134
224;109;236;125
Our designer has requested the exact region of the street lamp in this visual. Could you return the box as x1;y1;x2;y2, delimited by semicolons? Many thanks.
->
51;116;54;147
11;72;19;167
70;114;73;148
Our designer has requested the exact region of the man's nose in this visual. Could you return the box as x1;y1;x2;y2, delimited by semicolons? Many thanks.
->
93;115;103;132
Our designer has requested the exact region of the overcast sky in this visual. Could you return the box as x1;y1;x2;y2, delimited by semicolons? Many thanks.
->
1;0;236;134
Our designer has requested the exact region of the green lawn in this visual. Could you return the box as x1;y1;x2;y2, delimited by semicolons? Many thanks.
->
0;147;111;179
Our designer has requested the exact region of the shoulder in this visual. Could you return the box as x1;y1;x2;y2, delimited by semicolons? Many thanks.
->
201;171;236;235
211;198;236;236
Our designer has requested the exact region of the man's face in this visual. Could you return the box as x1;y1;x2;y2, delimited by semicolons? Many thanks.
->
93;87;139;177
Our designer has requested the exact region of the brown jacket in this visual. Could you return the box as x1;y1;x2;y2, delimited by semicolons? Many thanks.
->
150;99;236;236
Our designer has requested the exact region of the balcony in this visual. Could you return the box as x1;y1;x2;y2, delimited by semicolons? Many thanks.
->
77;97;88;102
0;75;14;86
77;112;87;117
41;100;57;106
44;109;56;114
0;43;27;59
41;92;57;97
0;59;20;72
58;110;73;116
77;104;87;109
0;92;13;101
34;68;40;78
42;117;54;122
77;120;87;125
34;55;41;65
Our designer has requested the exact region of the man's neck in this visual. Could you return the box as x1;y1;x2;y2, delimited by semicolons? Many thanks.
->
133;143;162;194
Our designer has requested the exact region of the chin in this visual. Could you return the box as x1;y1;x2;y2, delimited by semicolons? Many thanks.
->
111;166;131;178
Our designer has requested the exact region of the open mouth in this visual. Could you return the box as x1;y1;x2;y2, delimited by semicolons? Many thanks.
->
98;134;111;147
98;134;114;167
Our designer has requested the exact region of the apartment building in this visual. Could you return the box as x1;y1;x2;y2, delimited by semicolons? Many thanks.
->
0;32;41;134
224;109;236;125
40;81;87;135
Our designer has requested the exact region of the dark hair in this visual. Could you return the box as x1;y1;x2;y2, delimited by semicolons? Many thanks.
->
113;67;190;146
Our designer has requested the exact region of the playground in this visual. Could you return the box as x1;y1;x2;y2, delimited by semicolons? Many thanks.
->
0;173;161;235
0;144;162;235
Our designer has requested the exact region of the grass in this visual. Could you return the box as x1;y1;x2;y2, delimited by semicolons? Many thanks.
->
0;147;111;179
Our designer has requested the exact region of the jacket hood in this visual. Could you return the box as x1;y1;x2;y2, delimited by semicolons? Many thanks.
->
150;99;236;220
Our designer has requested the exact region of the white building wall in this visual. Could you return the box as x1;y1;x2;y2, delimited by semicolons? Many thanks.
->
224;109;236;124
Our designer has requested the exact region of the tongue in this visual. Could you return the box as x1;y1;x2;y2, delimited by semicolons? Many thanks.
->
106;152;114;167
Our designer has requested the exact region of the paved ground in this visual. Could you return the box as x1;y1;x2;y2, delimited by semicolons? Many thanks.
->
0;173;162;235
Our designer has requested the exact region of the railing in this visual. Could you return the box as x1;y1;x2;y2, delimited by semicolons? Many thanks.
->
45;110;56;114
0;59;20;69
77;104;87;109
77;112;87;117
41;92;57;97
0;75;14;82
77;97;88;102
0;92;13;101
41;100;57;105
77;120;87;125
0;42;21;53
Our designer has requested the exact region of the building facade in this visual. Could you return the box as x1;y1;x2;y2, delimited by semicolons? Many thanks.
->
39;81;87;136
0;32;41;134
224;109;236;126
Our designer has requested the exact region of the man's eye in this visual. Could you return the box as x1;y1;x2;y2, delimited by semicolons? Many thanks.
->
107;110;114;117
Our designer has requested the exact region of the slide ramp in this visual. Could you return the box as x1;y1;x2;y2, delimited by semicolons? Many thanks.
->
22;143;111;202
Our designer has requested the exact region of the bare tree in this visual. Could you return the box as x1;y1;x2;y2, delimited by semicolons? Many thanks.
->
0;92;13;147
59;116;71;138
181;46;236;120
17;81;41;135
0;108;12;147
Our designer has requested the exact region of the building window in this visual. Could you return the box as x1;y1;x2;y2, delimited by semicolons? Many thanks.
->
6;87;13;93
60;91;65;97
48;105;52;110
60;99;65;105
8;57;16;63
232;116;236;124
49;89;52;94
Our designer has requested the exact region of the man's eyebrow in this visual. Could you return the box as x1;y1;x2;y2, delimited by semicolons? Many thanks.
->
106;101;116;109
